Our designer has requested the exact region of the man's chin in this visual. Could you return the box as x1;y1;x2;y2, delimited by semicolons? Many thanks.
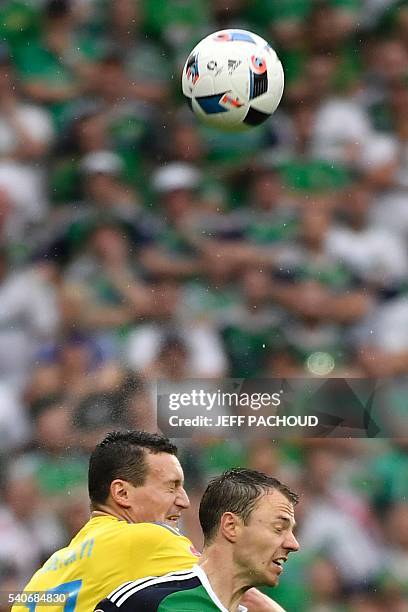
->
264;568;281;588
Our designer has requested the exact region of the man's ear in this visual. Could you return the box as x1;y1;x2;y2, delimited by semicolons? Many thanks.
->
219;512;241;543
110;479;131;508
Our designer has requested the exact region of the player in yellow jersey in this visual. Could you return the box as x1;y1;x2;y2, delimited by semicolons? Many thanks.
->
12;431;196;611
13;431;286;612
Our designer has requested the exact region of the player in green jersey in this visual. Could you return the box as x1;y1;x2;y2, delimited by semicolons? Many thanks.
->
95;468;299;611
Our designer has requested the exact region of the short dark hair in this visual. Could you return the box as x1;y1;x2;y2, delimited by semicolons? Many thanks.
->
199;468;298;544
88;430;178;506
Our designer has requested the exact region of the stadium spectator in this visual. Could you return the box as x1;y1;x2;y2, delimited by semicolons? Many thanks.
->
62;222;160;353
0;463;65;583
327;177;408;293
13;0;98;125
0;45;53;246
0;381;30;453
298;446;382;589
0;250;59;390
141;162;205;279
357;293;408;377
103;0;170;106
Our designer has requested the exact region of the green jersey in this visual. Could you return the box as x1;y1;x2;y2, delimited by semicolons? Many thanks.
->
94;566;247;611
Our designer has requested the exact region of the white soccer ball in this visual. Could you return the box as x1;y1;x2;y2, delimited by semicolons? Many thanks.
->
181;29;284;131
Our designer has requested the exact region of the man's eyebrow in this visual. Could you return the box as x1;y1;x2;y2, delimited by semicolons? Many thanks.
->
165;478;183;485
274;515;297;528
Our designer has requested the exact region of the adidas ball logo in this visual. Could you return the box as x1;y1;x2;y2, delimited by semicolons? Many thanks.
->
228;59;241;73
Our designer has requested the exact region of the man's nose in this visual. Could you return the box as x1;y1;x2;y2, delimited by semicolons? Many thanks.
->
176;487;190;509
285;531;300;552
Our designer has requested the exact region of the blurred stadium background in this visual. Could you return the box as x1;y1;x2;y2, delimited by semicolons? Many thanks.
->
0;0;407;610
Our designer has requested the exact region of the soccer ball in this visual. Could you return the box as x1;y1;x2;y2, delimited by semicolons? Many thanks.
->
181;29;284;131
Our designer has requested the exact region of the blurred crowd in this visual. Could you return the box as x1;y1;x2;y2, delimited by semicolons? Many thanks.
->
0;0;407;610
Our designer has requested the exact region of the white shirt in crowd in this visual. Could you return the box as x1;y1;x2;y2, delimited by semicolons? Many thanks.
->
326;224;408;285
0;267;59;390
0;103;54;240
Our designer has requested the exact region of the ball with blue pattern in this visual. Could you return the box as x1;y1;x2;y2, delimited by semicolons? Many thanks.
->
182;29;284;131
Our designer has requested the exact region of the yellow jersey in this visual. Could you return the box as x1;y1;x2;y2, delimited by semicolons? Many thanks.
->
12;515;199;612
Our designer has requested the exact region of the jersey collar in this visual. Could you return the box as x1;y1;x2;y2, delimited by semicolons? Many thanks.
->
193;564;248;612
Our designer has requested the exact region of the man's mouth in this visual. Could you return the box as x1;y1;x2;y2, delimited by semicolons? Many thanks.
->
272;557;287;571
166;514;181;524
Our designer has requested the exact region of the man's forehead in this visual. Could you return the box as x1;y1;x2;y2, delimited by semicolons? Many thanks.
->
146;452;183;478
256;489;295;518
